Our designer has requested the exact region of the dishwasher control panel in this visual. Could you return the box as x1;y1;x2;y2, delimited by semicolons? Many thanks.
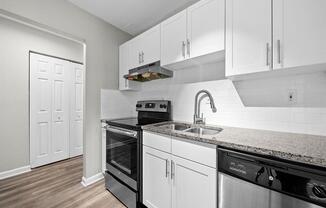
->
218;150;270;186
218;148;326;207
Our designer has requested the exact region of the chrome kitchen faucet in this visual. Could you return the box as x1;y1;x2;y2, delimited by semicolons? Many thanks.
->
193;90;217;124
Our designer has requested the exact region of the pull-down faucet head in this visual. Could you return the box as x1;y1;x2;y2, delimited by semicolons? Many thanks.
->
194;90;217;124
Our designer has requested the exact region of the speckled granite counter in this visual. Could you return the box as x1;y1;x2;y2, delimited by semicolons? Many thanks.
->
142;121;326;168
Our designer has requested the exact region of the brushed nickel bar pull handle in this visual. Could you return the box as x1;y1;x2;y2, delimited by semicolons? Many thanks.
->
138;52;141;64
277;40;281;64
141;51;144;63
266;43;270;66
171;160;175;180
182;41;186;58
166;159;170;178
187;39;190;57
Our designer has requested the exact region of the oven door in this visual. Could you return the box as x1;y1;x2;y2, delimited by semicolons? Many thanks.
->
106;125;138;190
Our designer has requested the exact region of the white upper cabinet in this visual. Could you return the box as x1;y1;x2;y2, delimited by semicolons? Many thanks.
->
187;0;224;59
128;37;142;69
119;25;160;90
129;25;161;69
161;10;188;66
141;25;161;65
161;0;225;69
226;0;326;78
119;42;139;91
226;0;272;76
273;0;326;70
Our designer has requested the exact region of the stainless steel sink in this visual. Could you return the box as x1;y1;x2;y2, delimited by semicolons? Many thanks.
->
184;127;222;135
155;123;191;131
171;123;192;131
154;122;222;135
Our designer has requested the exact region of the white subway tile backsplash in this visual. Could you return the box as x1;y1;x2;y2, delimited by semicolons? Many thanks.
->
101;64;326;136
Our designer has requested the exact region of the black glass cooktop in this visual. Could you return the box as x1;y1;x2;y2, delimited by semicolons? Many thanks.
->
106;117;154;130
109;118;140;126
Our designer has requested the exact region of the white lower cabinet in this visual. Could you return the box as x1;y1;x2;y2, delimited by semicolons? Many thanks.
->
143;146;171;208
143;131;217;208
101;122;107;174
172;155;216;208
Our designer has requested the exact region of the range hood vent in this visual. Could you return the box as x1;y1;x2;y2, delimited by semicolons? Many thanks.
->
124;61;173;82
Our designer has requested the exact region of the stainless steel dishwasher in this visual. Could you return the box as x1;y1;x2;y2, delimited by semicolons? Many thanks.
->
218;148;326;208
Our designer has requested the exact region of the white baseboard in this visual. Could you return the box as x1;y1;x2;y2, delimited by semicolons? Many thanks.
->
0;165;31;180
81;172;104;187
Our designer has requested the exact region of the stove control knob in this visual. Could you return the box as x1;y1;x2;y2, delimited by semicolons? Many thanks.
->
136;104;142;108
160;104;167;109
312;186;326;199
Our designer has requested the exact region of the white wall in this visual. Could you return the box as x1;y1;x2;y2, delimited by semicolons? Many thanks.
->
101;89;137;119
102;62;326;136
0;0;131;177
0;16;83;172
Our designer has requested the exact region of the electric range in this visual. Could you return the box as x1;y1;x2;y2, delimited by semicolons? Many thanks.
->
104;100;171;208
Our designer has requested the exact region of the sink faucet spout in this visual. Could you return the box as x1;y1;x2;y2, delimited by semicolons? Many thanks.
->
193;90;217;124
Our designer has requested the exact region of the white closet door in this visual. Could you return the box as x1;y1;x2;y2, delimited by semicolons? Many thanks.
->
69;62;84;157
30;53;72;167
30;54;53;168
51;59;70;162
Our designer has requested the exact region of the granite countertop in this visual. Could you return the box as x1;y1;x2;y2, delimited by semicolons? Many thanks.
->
142;121;326;168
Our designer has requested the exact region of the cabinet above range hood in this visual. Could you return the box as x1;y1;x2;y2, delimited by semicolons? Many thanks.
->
124;61;173;82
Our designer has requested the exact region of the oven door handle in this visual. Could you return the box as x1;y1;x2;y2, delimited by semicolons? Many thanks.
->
106;126;138;138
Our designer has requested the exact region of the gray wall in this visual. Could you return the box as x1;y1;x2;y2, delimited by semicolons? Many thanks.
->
0;16;83;172
0;0;132;177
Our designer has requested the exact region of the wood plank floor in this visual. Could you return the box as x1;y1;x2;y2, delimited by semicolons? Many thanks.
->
0;156;126;208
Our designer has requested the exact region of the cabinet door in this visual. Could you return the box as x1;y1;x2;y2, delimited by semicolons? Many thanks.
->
161;10;187;66
128;38;142;69
69;63;84;157
101;123;107;173
119;43;129;90
273;0;326;69
119;43;138;91
141;25;161;66
187;0;224;59
143;146;171;208
172;155;216;208
226;0;272;76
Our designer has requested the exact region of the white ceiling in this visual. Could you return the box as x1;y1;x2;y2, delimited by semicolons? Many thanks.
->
68;0;199;35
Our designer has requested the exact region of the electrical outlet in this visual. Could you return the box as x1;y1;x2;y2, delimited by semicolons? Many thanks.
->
288;89;297;104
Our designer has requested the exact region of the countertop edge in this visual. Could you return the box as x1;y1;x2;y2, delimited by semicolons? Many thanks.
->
142;125;326;169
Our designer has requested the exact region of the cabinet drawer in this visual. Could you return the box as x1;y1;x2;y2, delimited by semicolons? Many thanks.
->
143;131;171;153
172;137;216;168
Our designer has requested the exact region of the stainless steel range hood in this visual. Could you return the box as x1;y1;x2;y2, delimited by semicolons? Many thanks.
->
124;61;173;82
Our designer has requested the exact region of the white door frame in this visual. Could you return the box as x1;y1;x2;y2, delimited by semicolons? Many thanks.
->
0;9;87;176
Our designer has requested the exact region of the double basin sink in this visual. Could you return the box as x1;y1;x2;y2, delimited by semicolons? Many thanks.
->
157;122;223;136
